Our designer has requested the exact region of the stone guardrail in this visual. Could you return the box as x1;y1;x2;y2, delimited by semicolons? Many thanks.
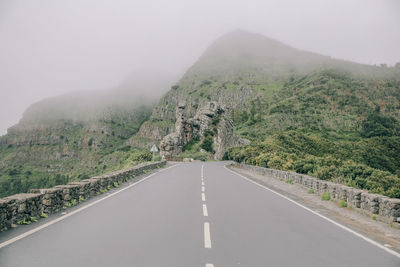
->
0;161;166;231
233;163;400;223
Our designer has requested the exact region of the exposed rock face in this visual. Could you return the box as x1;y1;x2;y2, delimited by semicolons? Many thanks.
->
214;115;249;159
160;101;248;160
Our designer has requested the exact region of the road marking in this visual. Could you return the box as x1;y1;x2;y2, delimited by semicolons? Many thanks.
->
224;165;400;259
202;181;205;186
0;163;180;250
202;192;206;201
204;222;212;248
201;164;204;178
205;264;214;267
203;204;208;217
202;186;205;192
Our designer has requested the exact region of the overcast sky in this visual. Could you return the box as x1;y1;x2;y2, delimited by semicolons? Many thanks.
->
1;0;399;135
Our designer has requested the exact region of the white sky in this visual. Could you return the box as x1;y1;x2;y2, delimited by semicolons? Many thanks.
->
1;0;399;135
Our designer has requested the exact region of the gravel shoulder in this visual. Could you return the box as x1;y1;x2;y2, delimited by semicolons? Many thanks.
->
229;165;400;252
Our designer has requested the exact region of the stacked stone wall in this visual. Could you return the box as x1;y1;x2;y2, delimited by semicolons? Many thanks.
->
234;163;400;223
0;161;166;231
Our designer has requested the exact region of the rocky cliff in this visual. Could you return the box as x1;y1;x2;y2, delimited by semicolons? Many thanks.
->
159;101;248;160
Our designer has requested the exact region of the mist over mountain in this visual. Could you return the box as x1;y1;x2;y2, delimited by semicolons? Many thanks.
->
143;30;400;197
0;30;399;199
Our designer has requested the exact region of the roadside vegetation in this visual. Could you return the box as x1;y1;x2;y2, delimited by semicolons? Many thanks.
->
226;70;400;198
0;103;153;198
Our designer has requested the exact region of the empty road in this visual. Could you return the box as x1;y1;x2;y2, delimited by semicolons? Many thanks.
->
0;162;399;266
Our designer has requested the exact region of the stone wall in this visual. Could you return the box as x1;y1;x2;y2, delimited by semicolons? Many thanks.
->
0;161;166;231
233;163;400;223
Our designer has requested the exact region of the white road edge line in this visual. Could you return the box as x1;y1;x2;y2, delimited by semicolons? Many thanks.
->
0;163;180;250
224;165;400;259
203;204;208;217
202;186;205;192
204;222;212;248
205;264;214;267
202;192;206;202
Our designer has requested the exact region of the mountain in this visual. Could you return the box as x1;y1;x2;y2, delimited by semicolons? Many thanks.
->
1;30;399;198
140;30;400;197
0;71;175;198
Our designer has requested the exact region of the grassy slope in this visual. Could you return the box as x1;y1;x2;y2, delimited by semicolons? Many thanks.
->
226;70;400;198
0;95;155;198
153;31;400;197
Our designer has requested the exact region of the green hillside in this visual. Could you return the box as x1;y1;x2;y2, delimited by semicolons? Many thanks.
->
150;30;400;197
0;92;156;198
1;30;399;198
226;70;400;197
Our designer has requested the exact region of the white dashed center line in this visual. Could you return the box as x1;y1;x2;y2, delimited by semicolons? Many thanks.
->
202;186;205;192
202;192;206;201
204;222;212;248
203;204;208;217
201;181;205;186
206;264;214;267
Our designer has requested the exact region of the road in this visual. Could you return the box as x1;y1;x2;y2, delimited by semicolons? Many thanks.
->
0;162;399;266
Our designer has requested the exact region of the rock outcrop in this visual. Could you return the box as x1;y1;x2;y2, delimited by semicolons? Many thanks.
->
159;101;248;160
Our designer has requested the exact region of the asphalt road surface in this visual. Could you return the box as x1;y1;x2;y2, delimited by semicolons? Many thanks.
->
0;162;399;267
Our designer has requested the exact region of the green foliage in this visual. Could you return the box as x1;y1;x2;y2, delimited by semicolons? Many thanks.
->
113;181;119;188
30;216;38;222
78;196;86;202
98;188;107;194
153;155;162;161
308;189;314;194
226;131;400;198
321;192;331;201
362;111;400;138
17;218;31;225
0;96;155;198
372;215;377;220
339;199;348;208
40;212;48;218
183;134;200;151
285;179;294;184
201;136;215;153
65;200;74;208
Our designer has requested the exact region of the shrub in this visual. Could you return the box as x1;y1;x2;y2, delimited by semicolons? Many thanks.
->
308;189;314;194
321;192;331;201
201;136;215;153
71;199;77;206
339;199;347;208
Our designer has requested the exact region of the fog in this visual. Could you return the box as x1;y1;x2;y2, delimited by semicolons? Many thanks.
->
1;0;399;135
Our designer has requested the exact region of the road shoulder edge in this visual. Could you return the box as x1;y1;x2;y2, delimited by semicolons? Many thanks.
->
224;164;400;259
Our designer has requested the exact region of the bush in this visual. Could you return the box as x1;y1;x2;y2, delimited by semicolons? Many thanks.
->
308;189;314;194
201;136;215;153
339;199;347;207
195;154;208;161
321;192;331;201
